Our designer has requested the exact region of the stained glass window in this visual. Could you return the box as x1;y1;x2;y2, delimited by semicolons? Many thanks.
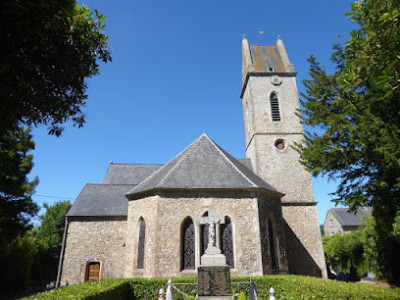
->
182;218;195;270
137;218;146;269
200;212;209;256
220;217;234;269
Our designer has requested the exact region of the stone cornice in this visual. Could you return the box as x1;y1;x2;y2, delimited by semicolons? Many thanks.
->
240;71;297;98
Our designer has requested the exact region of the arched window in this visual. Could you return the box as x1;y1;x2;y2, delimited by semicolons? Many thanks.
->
270;92;281;122
137;218;146;269
200;211;209;256
220;217;234;269
268;219;279;269
181;217;195;270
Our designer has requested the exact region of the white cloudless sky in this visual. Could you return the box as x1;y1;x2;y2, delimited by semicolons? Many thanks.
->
29;0;356;224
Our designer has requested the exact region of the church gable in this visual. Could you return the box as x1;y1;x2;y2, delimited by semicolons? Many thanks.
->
126;133;280;199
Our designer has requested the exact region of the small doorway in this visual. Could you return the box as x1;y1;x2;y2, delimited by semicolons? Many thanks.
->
86;262;101;281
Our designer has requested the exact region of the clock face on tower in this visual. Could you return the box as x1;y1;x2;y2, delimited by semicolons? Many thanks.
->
271;75;282;86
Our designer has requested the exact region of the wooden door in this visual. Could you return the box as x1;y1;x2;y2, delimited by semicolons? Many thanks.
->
86;262;100;281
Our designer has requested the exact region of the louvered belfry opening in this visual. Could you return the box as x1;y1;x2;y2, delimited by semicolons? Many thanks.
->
220;217;234;269
181;217;195;270
137;218;146;269
270;92;281;122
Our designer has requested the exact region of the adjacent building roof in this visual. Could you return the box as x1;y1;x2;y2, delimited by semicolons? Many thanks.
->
126;134;280;198
103;164;163;184
329;208;372;227
66;184;134;217
249;45;285;73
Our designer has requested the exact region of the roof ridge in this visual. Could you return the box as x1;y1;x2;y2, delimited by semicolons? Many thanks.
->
86;183;137;186
132;135;204;191
110;163;164;166
204;135;257;188
157;135;204;187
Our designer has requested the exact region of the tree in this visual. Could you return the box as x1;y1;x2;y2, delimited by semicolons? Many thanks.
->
296;0;400;285
0;230;37;295
0;0;111;136
323;232;366;279
36;201;71;254
0;127;38;244
0;126;38;294
32;201;71;285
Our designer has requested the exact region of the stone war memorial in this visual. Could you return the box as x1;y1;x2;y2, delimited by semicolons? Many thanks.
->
198;208;231;299
57;36;326;287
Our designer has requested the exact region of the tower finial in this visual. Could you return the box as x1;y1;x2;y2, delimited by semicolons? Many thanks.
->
243;34;246;39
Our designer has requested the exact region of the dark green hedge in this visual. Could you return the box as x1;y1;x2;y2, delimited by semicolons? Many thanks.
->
24;275;400;299
130;277;197;300
23;279;130;300
232;276;400;299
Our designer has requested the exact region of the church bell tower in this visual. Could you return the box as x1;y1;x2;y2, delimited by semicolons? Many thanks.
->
241;35;326;277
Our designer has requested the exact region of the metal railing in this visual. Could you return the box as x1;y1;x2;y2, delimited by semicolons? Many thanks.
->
158;278;276;300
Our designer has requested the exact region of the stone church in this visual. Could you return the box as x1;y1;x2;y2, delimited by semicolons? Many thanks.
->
57;36;326;286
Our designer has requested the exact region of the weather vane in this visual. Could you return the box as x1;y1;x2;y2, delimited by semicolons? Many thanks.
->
259;30;264;44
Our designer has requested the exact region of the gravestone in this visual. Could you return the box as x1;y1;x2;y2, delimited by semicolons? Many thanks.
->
198;208;232;300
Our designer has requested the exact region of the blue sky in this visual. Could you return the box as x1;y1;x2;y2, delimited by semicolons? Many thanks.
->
29;0;356;224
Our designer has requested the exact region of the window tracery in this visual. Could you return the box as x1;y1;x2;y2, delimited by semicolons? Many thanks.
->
182;218;195;270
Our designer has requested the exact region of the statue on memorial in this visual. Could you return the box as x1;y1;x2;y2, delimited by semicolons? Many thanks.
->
200;207;225;254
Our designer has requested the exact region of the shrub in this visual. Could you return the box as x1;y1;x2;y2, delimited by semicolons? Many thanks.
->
232;275;400;299
23;279;130;300
129;277;197;300
24;275;400;300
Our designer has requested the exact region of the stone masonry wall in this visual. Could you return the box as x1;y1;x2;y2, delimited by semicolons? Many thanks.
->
125;192;281;278
257;195;289;274
124;196;158;278
324;210;344;236
242;74;326;277
60;218;127;286
282;205;326;277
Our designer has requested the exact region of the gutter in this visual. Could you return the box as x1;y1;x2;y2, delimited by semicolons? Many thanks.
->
56;216;69;288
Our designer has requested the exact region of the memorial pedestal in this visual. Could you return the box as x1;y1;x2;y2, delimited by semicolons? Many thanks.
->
198;265;231;300
198;208;232;299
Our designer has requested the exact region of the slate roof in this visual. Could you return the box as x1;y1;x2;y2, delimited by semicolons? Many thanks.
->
126;134;280;198
237;158;253;172
103;164;163;184
66;184;134;217
330;208;372;226
249;45;285;73
104;160;252;185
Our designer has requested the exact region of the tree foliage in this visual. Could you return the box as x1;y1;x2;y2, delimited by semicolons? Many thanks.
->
0;127;38;244
36;201;71;255
296;0;400;285
32;201;71;286
0;230;37;294
0;0;111;294
0;0;111;136
323;231;366;277
0;126;38;295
